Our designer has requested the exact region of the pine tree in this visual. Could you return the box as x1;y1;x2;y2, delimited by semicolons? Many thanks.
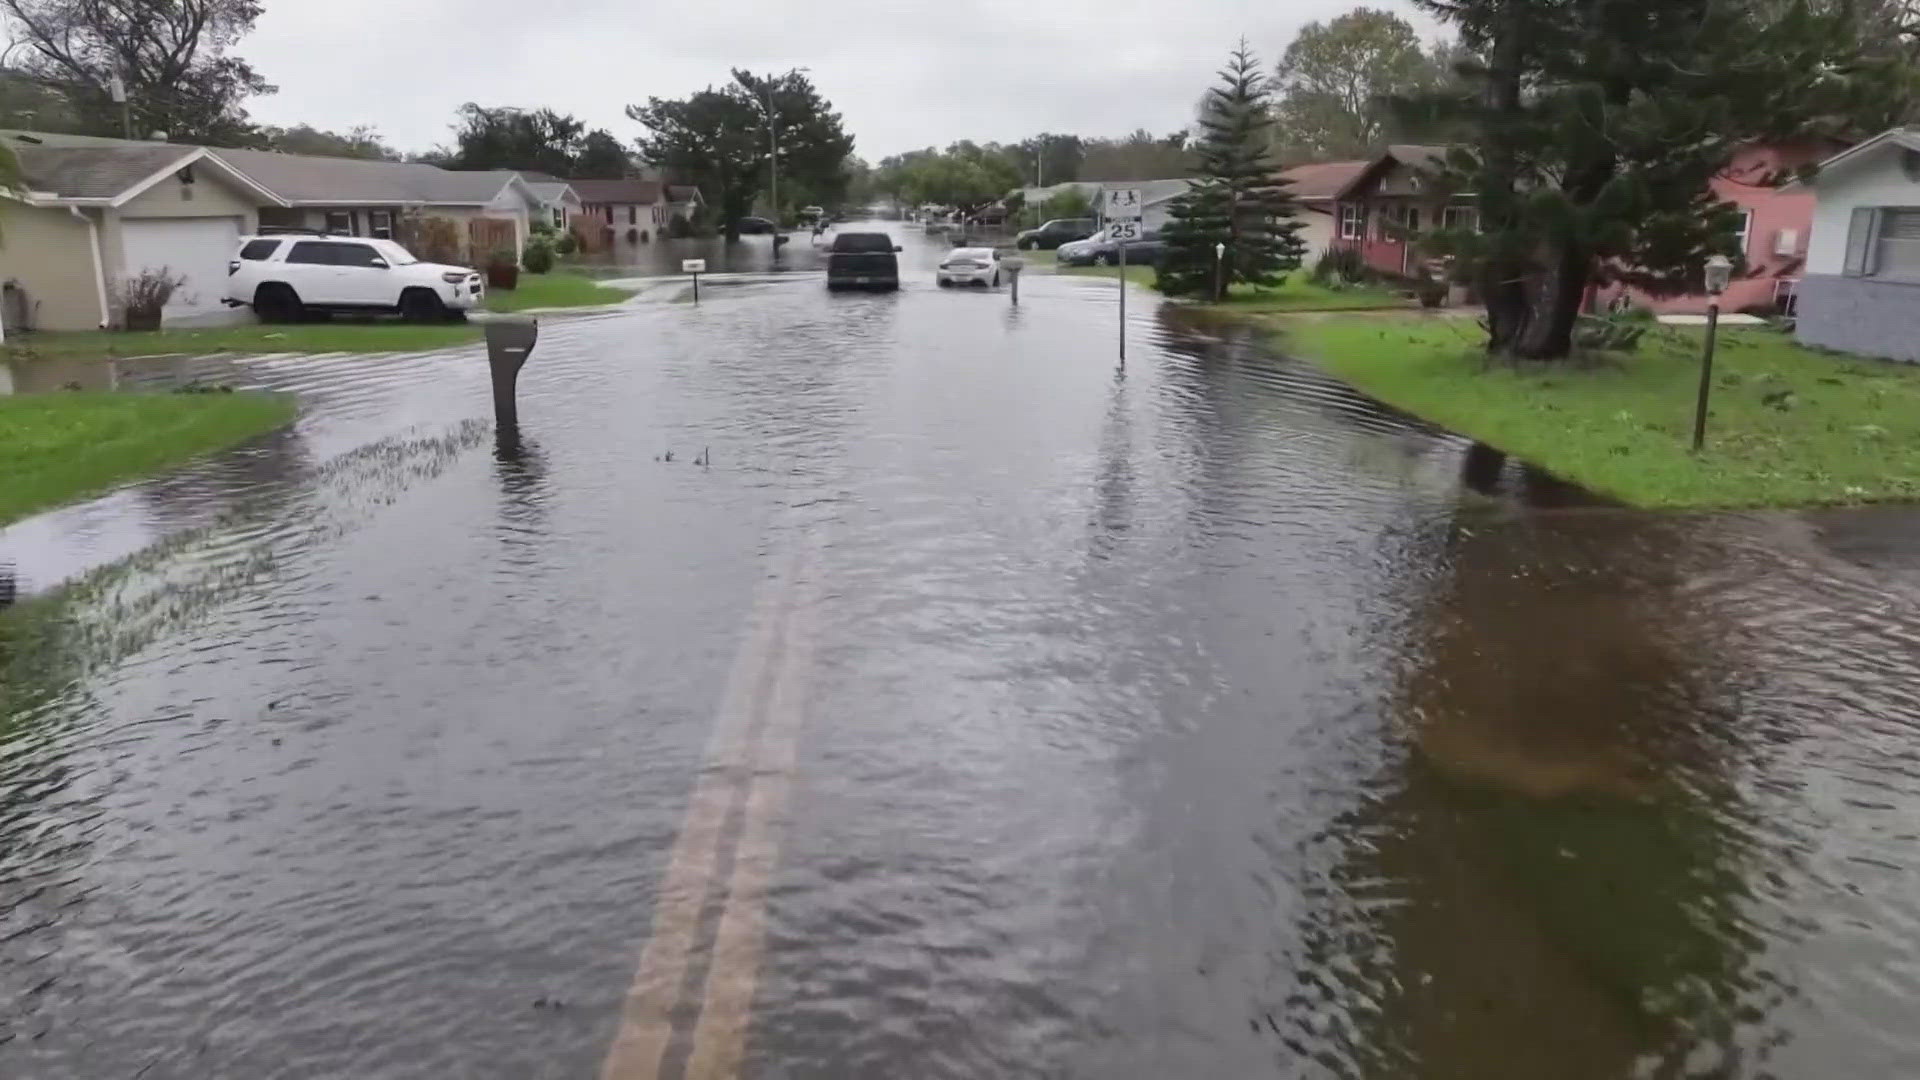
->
1409;0;1914;360
1157;42;1306;299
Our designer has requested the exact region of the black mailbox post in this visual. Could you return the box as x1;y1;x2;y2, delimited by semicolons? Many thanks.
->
484;316;539;430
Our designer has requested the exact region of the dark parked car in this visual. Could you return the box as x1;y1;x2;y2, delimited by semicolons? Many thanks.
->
1014;217;1096;250
1057;230;1167;268
826;232;902;291
736;217;778;235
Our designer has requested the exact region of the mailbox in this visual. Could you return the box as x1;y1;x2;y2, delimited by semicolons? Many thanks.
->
484;316;539;429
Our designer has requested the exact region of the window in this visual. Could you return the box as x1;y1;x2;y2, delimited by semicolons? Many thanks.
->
628;206;638;225
239;239;282;261
323;210;354;235
1845;207;1920;280
1403;206;1420;234
285;242;336;265
1730;208;1753;260
1442;205;1479;232
367;210;394;240
332;243;386;268
1338;203;1363;241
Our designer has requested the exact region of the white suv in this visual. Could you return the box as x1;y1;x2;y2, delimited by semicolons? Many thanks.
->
225;233;485;323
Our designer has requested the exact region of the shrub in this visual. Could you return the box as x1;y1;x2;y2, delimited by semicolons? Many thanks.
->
522;236;555;274
530;219;555;237
553;229;578;256
396;211;463;266
666;213;694;239
1573;311;1652;353
114;267;185;329
1416;271;1448;309
1311;246;1370;285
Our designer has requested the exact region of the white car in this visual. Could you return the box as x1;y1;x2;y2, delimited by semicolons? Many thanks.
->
937;247;1002;288
226;233;485;323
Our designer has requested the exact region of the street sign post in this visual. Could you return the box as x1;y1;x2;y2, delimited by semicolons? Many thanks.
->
1103;189;1143;365
683;258;706;303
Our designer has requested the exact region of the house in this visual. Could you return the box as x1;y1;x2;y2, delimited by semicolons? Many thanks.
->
1595;139;1839;316
1279;159;1371;267
1324;145;1474;278
0;133;287;329
1793;127;1920;362
522;177;582;231
665;184;704;222
221;149;544;259
571;179;679;238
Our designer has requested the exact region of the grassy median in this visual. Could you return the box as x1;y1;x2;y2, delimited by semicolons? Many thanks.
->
4;323;481;361
0;391;296;525
1284;317;1920;508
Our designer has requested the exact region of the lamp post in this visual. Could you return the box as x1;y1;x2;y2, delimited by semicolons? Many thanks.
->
1691;254;1735;452
753;67;809;234
1214;242;1227;303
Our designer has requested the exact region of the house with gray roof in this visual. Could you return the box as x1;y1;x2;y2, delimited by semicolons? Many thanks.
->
0;128;551;331
0;130;288;330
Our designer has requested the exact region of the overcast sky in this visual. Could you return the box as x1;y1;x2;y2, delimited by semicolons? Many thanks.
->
236;0;1435;160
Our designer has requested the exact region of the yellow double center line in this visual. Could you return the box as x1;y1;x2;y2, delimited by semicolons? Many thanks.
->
602;543;821;1080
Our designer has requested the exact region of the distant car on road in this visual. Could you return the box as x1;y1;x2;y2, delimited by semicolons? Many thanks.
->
826;231;902;291
736;217;779;235
936;247;1001;288
1058;229;1167;268
1015;217;1096;250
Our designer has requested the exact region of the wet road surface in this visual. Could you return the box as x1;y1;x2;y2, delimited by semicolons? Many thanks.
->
6;228;1920;1077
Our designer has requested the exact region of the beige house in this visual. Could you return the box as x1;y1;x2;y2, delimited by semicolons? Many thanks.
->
0;129;557;332
1;133;286;330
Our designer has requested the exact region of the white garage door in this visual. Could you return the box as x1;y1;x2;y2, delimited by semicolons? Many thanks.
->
120;217;242;322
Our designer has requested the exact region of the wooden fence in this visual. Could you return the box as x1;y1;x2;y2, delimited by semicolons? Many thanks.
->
467;218;518;262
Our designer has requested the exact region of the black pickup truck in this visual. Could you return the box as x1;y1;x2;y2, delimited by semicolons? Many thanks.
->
826;232;902;291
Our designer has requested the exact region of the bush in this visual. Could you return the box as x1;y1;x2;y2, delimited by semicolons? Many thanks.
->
553;229;578;256
396;211;464;267
530;219;555;237
114;267;185;329
522;237;555;274
1573;311;1652;353
666;213;694;239
1416;272;1448;309
1311;246;1370;285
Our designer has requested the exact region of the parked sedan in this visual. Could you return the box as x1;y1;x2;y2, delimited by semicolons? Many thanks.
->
1058;229;1166;267
735;217;779;235
936;247;1001;287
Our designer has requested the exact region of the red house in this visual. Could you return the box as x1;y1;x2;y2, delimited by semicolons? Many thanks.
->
1325;145;1476;278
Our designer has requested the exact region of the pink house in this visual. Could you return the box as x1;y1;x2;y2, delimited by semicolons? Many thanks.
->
1595;139;1844;314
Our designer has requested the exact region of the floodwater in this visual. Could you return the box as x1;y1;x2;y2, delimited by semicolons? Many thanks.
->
5;228;1920;1078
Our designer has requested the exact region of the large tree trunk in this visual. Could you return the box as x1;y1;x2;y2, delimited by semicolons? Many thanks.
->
1510;239;1589;360
1478;1;1529;357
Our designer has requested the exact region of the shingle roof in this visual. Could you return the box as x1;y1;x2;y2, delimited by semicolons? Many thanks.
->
211;148;514;205
14;144;200;199
1280;160;1369;201
569;178;664;204
525;180;577;203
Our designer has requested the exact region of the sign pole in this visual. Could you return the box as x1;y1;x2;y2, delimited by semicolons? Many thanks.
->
1118;240;1126;364
1102;187;1143;366
682;258;707;304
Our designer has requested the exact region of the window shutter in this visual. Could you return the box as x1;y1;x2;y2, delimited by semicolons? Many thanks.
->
1843;207;1880;276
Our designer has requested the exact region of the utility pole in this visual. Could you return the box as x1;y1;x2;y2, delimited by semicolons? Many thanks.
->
109;74;131;139
764;85;778;226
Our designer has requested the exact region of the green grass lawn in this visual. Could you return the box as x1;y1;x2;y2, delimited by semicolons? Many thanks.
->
485;272;636;312
1285;317;1920;508
0;391;296;525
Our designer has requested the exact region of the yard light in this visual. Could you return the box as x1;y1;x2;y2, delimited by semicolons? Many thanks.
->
1692;254;1734;452
1214;241;1227;302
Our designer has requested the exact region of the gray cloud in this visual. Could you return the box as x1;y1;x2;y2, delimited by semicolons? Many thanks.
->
236;0;1435;160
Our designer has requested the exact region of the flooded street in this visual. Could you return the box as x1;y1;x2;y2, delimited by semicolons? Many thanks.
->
6;228;1920;1078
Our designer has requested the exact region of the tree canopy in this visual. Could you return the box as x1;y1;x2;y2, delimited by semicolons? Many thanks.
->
441;104;630;177
1158;42;1307;298
0;0;272;143
1270;7;1461;161
259;124;398;161
1412;0;1918;360
631;68;854;239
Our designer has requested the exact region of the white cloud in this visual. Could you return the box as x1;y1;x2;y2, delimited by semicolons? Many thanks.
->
235;0;1437;160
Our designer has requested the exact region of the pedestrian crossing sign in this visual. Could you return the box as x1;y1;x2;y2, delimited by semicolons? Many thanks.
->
1104;188;1143;221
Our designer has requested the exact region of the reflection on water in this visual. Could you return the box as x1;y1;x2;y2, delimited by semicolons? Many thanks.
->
5;262;1920;1076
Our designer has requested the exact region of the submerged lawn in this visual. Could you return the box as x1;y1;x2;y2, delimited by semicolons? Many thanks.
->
1058;265;1409;312
485;273;636;312
1285;317;1920;508
0;391;296;525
